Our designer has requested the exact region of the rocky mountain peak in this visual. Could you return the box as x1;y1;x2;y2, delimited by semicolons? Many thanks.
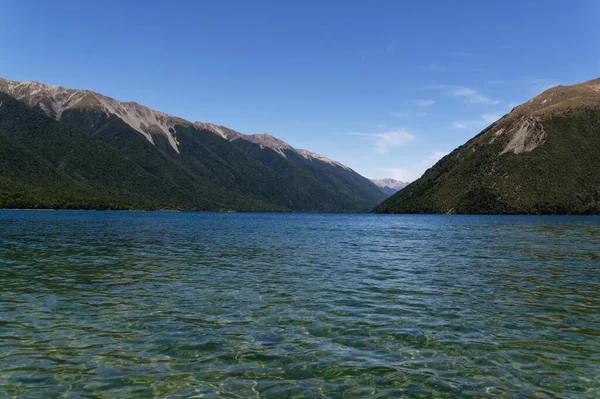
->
509;77;600;120
370;178;408;190
468;77;600;156
0;78;186;153
1;77;355;171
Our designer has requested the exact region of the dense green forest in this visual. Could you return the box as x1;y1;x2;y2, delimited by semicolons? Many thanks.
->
0;93;281;211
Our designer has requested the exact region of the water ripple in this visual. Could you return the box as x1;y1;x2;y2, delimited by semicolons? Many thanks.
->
0;211;599;398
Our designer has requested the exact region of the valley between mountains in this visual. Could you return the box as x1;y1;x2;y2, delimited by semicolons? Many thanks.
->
2;77;600;214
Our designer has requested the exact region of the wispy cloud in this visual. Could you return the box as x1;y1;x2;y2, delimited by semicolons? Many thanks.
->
350;129;415;153
506;102;518;109
427;151;449;161
377;151;450;182
390;111;429;118
422;85;499;105
414;99;436;106
422;62;445;72
531;79;559;94
449;87;500;105
379;167;420;182
452;113;501;129
452;51;482;58
452;122;468;129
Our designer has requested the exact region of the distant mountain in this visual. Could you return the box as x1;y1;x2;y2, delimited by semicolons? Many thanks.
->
0;78;386;212
374;77;600;214
370;179;409;196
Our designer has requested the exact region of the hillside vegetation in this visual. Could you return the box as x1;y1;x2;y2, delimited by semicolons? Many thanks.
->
0;78;386;212
375;79;600;214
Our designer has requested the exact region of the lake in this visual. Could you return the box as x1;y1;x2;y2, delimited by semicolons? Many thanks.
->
0;211;598;398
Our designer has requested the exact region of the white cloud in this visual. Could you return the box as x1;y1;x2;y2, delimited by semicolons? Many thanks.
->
423;85;499;105
506;102;518;109
414;99;436;106
531;79;559;92
428;151;449;161
376;150;450;182
482;113;500;123
379;167;421;182
350;129;415;153
449;87;500;105
390;111;428;118
452;113;501;129
422;62;445;72
452;51;482;58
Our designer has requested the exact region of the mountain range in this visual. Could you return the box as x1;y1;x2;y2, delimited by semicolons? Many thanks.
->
375;77;600;214
0;77;387;212
5;76;598;215
369;179;409;196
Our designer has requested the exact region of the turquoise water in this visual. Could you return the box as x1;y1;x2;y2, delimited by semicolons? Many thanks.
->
0;211;598;398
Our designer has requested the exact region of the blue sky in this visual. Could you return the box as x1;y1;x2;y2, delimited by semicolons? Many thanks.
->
2;1;599;181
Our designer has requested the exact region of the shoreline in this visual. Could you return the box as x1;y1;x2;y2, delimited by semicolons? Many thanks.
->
1;208;600;217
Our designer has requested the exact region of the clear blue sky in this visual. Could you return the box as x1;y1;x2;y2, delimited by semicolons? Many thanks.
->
2;1;599;181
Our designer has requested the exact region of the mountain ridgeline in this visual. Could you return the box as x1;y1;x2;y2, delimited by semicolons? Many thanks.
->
0;78;387;212
370;179;409;197
375;78;600;215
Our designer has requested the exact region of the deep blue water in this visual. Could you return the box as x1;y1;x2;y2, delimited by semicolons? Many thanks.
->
0;211;599;398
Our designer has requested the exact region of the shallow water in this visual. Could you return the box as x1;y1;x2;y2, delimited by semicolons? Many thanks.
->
0;211;598;398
